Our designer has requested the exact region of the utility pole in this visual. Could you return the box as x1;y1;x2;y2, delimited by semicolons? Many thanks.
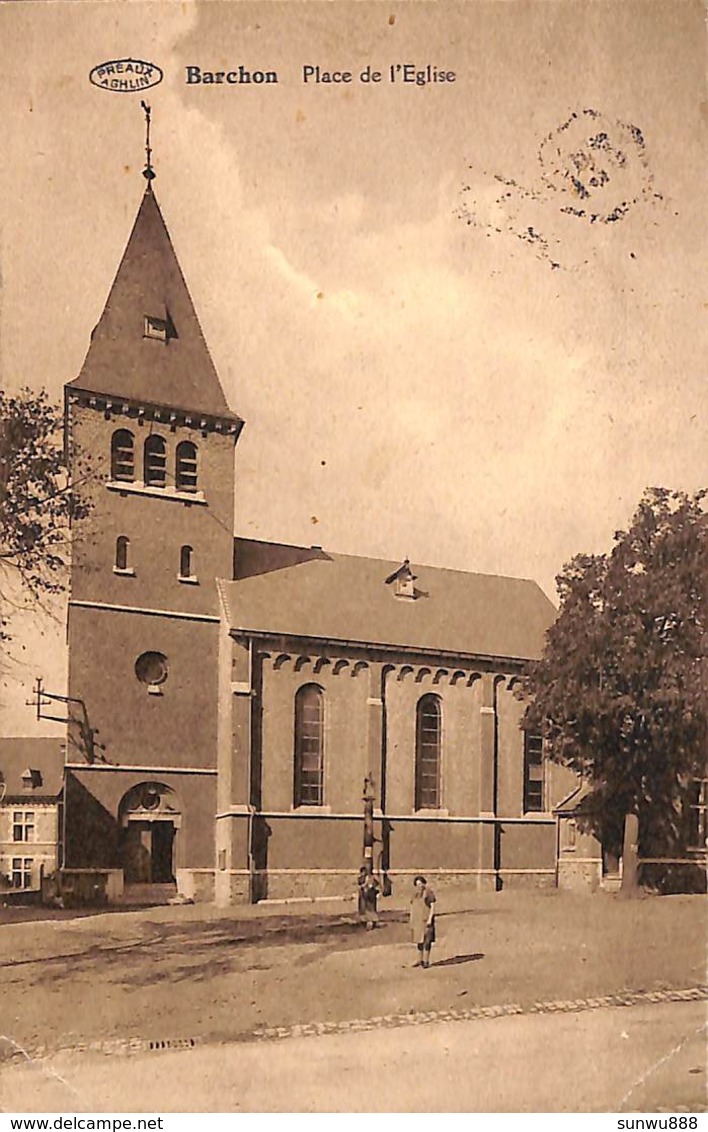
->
0;418;9;507
27;677;102;763
362;772;376;874
0;416;22;509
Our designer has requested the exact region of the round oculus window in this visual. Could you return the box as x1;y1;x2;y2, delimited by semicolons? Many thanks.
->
135;651;168;686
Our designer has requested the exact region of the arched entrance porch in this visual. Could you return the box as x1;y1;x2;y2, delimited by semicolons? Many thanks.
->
118;782;181;884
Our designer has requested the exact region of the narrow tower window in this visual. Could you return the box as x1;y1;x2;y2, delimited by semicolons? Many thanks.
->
115;535;130;572
294;684;324;807
415;694;441;810
179;544;193;579
175;441;198;493
111;430;135;482
144;434;167;487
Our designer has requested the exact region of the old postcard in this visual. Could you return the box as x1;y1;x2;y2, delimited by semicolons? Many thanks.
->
0;0;705;1116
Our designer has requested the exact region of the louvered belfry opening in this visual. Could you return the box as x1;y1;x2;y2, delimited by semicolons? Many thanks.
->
176;440;198;492
111;429;135;481
144;434;167;487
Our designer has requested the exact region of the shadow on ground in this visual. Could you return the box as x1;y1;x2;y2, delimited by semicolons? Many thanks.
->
433;952;485;968
1;912;411;989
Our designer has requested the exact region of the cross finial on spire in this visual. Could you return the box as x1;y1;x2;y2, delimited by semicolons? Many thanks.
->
140;100;156;185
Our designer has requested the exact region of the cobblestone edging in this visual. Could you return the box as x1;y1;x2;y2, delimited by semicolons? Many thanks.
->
12;984;706;1062
251;985;708;1043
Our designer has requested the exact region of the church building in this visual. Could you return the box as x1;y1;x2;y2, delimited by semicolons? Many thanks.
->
61;156;583;904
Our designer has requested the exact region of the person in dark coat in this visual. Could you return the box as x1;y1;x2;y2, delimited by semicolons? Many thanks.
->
357;867;380;930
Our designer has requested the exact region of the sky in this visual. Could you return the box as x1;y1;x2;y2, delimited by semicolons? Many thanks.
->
0;0;706;735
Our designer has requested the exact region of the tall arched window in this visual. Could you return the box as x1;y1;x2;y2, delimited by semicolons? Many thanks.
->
111;430;134;482
144;434;167;487
175;441;198;493
523;733;544;813
115;535;130;572
179;544;193;578
294;684;324;807
415;694;441;810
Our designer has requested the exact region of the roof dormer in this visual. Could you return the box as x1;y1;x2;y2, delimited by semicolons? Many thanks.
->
21;767;43;790
385;558;418;601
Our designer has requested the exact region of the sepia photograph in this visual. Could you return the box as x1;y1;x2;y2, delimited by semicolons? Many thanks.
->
0;0;705;1116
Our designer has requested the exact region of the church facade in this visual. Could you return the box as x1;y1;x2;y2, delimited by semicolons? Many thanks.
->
61;175;584;904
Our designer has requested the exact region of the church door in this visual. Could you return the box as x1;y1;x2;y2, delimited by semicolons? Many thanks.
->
118;783;180;885
120;820;176;883
151;822;176;883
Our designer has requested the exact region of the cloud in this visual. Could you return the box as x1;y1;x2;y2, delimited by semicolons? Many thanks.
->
265;243;321;299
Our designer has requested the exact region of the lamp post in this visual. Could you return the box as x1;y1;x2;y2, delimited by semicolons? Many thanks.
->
362;773;376;874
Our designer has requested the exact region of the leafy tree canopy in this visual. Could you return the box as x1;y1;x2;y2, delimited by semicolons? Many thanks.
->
0;389;87;638
523;487;707;857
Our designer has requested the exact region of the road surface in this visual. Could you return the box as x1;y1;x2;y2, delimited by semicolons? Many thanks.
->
1;1000;705;1113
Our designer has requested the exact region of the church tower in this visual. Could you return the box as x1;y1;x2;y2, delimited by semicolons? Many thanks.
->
63;123;242;898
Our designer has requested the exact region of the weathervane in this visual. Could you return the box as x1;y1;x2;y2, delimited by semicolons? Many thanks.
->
140;99;156;183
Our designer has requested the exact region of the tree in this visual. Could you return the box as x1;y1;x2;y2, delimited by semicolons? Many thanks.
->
0;389;88;640
522;487;707;893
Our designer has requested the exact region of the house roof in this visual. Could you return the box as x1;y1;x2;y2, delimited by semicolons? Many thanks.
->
553;782;598;815
68;186;240;423
0;738;66;801
221;539;556;661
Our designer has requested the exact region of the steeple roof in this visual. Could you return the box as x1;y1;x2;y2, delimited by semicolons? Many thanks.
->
69;186;239;421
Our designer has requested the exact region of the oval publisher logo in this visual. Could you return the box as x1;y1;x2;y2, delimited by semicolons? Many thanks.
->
89;59;163;93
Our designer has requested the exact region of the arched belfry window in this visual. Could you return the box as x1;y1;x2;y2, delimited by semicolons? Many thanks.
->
144;434;167;487
111;430;134;482
415;694;441;810
294;684;324;807
175;441;198;493
115;536;130;572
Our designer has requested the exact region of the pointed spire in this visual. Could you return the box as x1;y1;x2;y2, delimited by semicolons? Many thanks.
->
69;186;239;422
140;100;156;185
